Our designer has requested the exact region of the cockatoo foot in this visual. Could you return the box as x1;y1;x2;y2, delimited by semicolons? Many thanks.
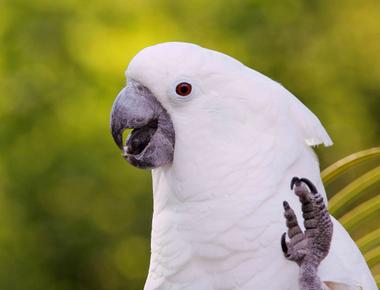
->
281;177;333;290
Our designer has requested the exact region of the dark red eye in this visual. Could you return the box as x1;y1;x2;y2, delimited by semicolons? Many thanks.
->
175;82;192;96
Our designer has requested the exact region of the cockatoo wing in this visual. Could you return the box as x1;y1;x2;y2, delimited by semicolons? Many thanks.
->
274;85;376;289
287;87;333;147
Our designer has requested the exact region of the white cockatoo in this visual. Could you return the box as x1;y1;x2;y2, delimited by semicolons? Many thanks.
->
110;42;377;290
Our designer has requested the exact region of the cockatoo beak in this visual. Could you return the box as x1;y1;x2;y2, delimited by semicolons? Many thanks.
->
110;81;175;169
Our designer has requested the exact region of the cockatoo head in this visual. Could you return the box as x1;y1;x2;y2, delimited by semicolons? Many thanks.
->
110;42;253;169
110;42;331;169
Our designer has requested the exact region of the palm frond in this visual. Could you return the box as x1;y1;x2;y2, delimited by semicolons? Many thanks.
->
321;147;380;286
328;166;380;217
321;147;380;185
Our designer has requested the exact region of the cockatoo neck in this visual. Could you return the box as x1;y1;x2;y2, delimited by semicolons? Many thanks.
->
151;118;297;213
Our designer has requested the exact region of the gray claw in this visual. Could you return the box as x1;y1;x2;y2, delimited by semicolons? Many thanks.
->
281;177;333;290
299;177;318;193
290;176;300;190
281;232;289;255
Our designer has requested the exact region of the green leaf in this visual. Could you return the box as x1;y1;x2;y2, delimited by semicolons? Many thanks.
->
324;147;380;282
365;247;380;268
321;147;380;186
339;195;380;232
356;228;380;254
328;166;380;217
375;273;380;288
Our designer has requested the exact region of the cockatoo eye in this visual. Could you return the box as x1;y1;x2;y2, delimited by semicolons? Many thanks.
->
175;82;192;96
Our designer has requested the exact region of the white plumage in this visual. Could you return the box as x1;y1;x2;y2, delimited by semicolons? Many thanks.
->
126;42;377;290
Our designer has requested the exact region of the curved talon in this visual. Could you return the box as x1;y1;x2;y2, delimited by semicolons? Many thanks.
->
299;177;317;193
281;232;288;254
290;176;300;190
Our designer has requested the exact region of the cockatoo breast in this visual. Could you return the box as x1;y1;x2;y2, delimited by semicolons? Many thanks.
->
147;118;323;290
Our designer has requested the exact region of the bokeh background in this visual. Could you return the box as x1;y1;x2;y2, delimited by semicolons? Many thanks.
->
0;0;379;289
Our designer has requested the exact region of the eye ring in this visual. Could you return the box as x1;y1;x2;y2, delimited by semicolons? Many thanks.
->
175;82;192;96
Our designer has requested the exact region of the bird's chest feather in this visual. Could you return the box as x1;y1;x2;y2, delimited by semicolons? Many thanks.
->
147;179;305;289
146;141;319;289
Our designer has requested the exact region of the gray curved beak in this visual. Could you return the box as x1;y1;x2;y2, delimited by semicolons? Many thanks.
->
110;85;157;149
110;81;175;169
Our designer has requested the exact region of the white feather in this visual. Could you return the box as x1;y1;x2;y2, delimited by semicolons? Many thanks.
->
125;42;376;290
289;94;333;147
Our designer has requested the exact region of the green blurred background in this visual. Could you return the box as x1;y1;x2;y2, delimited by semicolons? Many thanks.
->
0;0;379;289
